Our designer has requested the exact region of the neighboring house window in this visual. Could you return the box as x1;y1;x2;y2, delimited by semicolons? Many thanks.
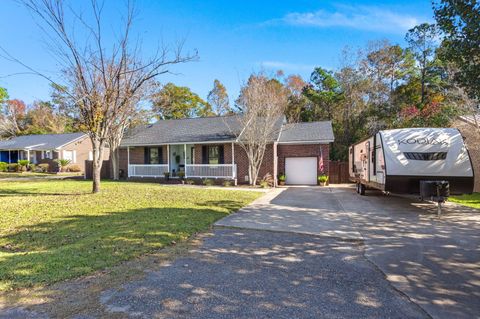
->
202;145;224;164
43;150;52;159
144;147;163;164
63;150;76;163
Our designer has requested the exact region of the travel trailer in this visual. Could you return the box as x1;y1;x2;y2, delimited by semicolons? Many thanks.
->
349;128;474;196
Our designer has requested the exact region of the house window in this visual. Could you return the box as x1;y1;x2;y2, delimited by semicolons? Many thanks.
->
63;150;76;163
209;146;219;164
202;145;224;164
43;150;52;159
144;147;163;164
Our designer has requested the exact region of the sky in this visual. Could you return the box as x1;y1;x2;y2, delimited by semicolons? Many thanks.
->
0;0;435;105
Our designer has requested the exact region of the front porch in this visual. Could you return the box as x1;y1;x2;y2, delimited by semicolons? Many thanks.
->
124;143;237;181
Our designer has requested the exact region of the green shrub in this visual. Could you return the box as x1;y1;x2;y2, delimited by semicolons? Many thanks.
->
38;163;50;172
68;164;81;172
18;160;30;172
0;162;7;172
261;173;274;187
222;180;232;187
55;159;71;172
29;164;36;172
7;163;19;172
259;180;269;188
185;179;195;185
278;174;286;182
202;178;214;186
177;171;185;179
318;175;329;183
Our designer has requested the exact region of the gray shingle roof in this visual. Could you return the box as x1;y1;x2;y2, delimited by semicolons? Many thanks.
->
0;132;86;150
279;121;334;143
120;116;333;147
121;116;244;146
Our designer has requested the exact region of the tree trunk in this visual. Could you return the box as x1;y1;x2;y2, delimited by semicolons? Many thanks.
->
110;146;120;180
91;138;105;193
248;161;253;186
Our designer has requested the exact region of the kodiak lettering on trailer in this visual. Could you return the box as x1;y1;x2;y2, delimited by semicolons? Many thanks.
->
398;137;449;146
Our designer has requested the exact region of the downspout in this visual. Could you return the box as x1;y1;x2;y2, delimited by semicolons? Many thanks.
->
127;147;130;177
273;142;278;187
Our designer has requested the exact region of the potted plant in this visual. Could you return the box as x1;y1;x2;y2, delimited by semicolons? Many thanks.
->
178;171;185;183
164;171;170;181
318;174;329;186
278;174;286;186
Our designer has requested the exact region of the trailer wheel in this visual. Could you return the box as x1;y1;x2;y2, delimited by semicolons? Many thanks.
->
359;184;366;196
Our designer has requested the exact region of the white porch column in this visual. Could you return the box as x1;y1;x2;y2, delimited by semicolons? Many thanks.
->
8;150;11;163
231;142;236;185
167;145;170;173
27;149;30;163
184;144;187;178
127;147;130;177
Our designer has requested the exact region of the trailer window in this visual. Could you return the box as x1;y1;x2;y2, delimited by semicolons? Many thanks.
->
404;152;447;160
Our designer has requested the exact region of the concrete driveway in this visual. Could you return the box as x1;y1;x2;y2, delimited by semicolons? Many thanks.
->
218;186;480;319
4;186;479;318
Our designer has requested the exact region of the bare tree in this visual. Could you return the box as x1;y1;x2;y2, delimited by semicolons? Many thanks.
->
16;0;196;192
234;74;288;186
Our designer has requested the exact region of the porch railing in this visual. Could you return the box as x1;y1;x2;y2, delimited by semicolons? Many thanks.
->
128;164;169;178
185;164;236;179
127;164;236;179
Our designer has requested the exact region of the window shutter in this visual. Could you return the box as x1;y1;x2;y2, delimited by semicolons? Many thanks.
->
202;146;208;164
158;147;163;164
144;147;150;164
218;145;224;164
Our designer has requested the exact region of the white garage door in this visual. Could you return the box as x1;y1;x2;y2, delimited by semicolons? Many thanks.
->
285;157;317;185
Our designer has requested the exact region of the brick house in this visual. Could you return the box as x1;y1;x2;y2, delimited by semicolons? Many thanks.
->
0;133;98;172
119;116;334;185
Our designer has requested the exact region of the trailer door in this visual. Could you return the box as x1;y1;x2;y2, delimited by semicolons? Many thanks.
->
364;141;371;182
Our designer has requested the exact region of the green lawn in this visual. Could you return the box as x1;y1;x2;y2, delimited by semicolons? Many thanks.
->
450;193;480;209
0;180;261;290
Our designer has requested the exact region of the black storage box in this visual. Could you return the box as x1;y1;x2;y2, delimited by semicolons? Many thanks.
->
419;180;450;199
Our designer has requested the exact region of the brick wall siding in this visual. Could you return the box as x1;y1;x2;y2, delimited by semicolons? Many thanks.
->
277;144;330;178
234;144;275;184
